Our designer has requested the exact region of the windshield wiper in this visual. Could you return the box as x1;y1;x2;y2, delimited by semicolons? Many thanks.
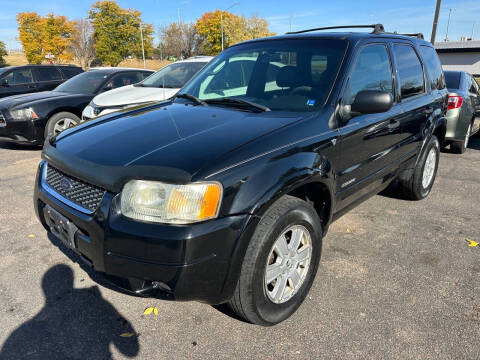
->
175;93;208;106
205;97;270;112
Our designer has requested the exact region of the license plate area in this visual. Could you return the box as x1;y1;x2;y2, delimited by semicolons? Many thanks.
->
43;205;78;249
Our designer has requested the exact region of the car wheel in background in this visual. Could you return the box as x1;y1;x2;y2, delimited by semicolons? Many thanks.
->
228;195;323;326
45;112;80;139
399;135;440;200
451;123;471;154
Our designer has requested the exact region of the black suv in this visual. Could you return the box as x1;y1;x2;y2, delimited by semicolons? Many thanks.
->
0;65;83;98
34;25;447;325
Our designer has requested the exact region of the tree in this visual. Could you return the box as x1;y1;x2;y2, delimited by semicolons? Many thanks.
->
0;41;7;67
89;1;154;66
17;12;75;64
69;19;95;69
196;10;275;55
158;22;201;59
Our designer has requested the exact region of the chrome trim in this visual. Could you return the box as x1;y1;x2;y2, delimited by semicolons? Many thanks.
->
41;164;94;215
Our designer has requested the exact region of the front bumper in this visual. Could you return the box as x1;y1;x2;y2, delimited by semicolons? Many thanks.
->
0;114;44;144
34;161;255;304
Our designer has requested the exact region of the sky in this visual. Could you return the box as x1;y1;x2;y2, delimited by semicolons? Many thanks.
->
1;0;479;50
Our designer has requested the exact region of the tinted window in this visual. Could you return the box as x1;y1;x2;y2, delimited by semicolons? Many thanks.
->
3;69;34;85
418;45;445;90
444;71;461;89
468;75;478;94
346;44;393;105
55;71;111;94
141;62;207;88
393;44;425;98
61;67;83;79
181;39;347;112
34;67;62;82
105;72;143;89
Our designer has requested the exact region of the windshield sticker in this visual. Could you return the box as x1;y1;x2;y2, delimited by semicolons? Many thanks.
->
306;99;316;106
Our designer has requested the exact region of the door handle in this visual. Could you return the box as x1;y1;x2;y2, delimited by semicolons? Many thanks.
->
387;120;400;131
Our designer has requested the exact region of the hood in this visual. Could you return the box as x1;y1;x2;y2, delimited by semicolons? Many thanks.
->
92;85;179;107
46;102;307;191
0;91;80;109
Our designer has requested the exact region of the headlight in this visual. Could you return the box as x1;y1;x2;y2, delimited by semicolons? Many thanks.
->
120;180;222;224
10;107;38;120
82;105;95;120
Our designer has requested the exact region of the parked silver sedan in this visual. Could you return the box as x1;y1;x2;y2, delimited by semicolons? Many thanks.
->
444;70;480;153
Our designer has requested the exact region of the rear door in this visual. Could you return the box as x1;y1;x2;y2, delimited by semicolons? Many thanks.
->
335;41;404;211
0;67;36;98
391;42;433;158
33;66;63;91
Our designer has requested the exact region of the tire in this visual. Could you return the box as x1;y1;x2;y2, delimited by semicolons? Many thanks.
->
44;112;80;139
400;135;440;200
451;123;471;154
228;195;323;326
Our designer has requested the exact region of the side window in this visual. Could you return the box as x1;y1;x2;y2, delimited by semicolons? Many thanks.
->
3;69;34;85
469;75;478;94
345;44;393;105
393;44;425;98
418;45;445;90
61;68;83;79
34;67;62;82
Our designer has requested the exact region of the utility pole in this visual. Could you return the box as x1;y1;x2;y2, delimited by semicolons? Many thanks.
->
140;23;146;69
221;2;240;51
430;0;441;44
445;8;455;41
471;21;476;40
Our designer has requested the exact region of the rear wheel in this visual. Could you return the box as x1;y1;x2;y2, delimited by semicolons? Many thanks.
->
228;195;323;326
399;135;440;200
44;112;80;139
451;123;471;154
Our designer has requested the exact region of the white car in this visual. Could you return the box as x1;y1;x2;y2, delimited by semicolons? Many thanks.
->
82;56;213;120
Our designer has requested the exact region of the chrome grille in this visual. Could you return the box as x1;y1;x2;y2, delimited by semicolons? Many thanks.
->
45;165;106;212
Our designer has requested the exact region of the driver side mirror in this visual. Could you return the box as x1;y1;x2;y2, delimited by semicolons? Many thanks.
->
342;90;393;119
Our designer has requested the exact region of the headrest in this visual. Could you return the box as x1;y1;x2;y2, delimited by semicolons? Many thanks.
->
276;66;303;88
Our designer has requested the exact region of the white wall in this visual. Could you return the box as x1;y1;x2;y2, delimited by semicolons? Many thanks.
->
438;52;480;75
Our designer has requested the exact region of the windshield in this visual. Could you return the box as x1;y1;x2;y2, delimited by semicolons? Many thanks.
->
179;39;347;112
55;71;110;94
444;71;461;90
140;62;207;88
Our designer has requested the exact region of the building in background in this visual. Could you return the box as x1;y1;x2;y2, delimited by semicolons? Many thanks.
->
435;40;480;76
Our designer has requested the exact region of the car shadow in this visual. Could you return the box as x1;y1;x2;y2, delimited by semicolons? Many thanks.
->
0;140;41;151
0;264;140;359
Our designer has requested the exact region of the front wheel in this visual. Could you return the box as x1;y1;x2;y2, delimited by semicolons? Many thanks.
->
399;135;440;200
44;112;80;139
228;195;323;326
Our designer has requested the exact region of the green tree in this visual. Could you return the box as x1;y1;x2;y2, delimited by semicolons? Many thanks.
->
89;1;154;66
17;12;75;64
0;41;7;67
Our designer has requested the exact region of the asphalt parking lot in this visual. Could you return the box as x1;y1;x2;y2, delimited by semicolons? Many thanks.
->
0;138;479;360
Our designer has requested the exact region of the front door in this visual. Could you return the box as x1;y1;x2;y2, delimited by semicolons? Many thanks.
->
0;68;36;98
335;42;403;212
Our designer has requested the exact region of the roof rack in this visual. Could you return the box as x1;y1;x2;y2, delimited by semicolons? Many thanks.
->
396;32;424;40
286;24;385;35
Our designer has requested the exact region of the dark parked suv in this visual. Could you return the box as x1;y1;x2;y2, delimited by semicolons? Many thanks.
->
34;25;447;325
0;65;83;98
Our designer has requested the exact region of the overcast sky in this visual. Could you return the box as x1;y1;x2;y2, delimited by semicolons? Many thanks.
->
1;0;478;49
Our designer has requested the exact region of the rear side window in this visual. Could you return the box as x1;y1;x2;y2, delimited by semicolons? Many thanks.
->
468;75;479;94
61;67;83;79
34;67;62;82
393;44;425;98
3;68;34;85
418;45;445;90
345;43;393;105
444;72;461;89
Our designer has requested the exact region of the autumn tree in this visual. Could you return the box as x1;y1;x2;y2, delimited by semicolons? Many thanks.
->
17;12;75;64
69;19;95;69
0;41;7;67
158;22;201;59
196;11;274;55
89;1;154;66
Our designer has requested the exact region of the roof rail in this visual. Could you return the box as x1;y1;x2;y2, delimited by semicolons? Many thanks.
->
286;24;385;35
396;32;424;40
